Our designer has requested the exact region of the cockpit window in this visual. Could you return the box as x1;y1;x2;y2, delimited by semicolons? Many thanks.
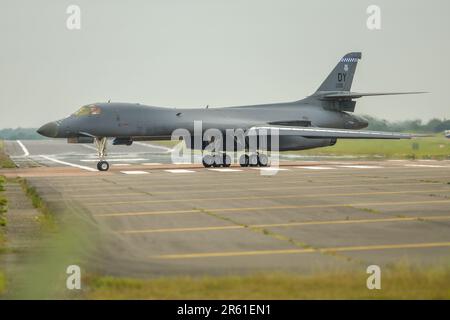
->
73;105;101;117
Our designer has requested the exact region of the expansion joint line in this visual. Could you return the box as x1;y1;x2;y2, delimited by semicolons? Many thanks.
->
196;207;363;265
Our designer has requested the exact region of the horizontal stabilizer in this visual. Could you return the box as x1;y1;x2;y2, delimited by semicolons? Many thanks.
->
317;91;427;101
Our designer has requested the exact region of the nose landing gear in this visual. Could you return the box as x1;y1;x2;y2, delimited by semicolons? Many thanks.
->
94;137;110;171
97;160;110;171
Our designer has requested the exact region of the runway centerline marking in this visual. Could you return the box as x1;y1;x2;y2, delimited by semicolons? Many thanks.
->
165;169;196;173
133;141;173;153
85;188;450;206
338;165;383;169
81;158;148;162
297;166;335;170
39;155;97;172
16;140;30;156
251;167;290;171
120;170;149;175
117;215;450;234
404;164;448;168
153;242;450;260
80;144;97;151
208;168;243;172
93;199;450;218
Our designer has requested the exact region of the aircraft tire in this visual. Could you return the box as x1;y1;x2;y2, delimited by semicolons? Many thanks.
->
97;161;110;171
223;154;232;167
249;154;259;167
202;155;214;168
258;154;269;167
239;154;249;167
212;154;223;167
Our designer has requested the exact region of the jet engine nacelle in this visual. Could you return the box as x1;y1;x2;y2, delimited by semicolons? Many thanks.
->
112;137;133;146
67;136;94;144
278;136;337;151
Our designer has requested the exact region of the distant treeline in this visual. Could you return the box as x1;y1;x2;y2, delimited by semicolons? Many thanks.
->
364;116;450;133
0;128;45;140
0;117;449;140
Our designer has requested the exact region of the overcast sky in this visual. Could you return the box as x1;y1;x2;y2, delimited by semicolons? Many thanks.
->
1;0;449;128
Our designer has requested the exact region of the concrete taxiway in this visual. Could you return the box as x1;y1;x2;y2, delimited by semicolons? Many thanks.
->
2;139;450;277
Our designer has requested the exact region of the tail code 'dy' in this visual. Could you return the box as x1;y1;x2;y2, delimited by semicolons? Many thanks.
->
316;52;362;93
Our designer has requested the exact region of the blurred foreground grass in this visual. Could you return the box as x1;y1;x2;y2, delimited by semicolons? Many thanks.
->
0;271;5;295
0;140;15;168
0;176;6;295
86;264;450;299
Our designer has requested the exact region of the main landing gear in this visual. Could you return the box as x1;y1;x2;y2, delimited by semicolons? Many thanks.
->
94;137;110;171
201;152;269;168
202;153;232;168
239;153;269;167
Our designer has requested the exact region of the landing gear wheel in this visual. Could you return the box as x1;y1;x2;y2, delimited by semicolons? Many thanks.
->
212;154;223;167
239;154;249;167
223;154;232;167
258;154;269;167
202;154;214;168
97;160;110;171
249;154;259;167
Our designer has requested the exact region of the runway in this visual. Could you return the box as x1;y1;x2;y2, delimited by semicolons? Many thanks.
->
2;139;450;277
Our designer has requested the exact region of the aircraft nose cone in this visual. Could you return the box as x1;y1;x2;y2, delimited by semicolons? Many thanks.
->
37;122;58;137
358;116;369;128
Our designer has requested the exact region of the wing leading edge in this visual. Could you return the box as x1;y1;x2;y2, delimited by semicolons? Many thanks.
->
249;126;415;139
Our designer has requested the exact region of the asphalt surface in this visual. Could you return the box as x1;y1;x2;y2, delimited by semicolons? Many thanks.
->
2;139;450;277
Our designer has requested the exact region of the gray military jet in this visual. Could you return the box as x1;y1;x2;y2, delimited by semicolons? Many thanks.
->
37;52;424;171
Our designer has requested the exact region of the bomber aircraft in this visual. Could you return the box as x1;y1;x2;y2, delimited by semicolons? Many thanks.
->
37;52;424;171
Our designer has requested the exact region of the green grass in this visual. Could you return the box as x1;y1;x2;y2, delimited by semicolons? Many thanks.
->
0;271;5;295
290;136;450;159
0;140;15;168
0;176;6;296
86;264;450;299
0;176;6;228
19;179;56;231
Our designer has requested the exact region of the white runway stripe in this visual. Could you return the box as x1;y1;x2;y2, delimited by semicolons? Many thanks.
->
133;142;173;153
120;170;149;175
208;168;242;172
251;167;289;171
16;140;29;156
113;163;131;166
40;155;97;172
339;165;383;169
404;164;446;168
80;158;148;162
297;166;335;170
80;144;98;151
165;169;195;173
